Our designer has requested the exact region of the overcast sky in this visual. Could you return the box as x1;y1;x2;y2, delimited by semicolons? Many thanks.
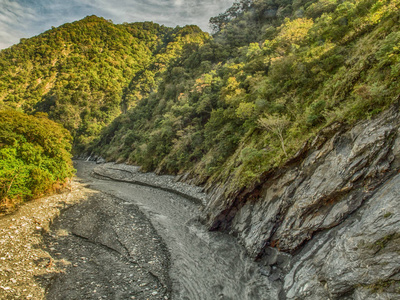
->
0;0;234;50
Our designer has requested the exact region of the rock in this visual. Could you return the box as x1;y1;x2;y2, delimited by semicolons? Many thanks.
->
96;157;106;164
202;105;400;299
269;272;281;282
260;266;271;276
262;247;279;266
284;173;400;299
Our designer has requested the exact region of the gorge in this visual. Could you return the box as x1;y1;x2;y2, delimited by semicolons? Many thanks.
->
1;0;400;298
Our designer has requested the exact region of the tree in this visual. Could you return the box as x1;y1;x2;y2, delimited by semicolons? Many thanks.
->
258;113;290;157
209;0;252;33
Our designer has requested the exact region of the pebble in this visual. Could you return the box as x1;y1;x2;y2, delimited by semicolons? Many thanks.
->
0;180;90;299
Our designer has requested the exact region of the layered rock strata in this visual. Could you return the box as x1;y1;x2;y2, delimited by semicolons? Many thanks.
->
204;104;400;299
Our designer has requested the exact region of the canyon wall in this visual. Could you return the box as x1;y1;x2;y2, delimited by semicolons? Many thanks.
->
204;104;400;299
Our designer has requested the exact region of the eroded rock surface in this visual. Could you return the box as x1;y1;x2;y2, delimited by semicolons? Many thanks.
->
285;173;400;299
203;105;400;299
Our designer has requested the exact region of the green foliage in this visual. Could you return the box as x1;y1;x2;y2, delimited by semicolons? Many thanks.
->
89;0;400;197
0;16;208;152
0;110;74;212
3;0;400;199
258;113;290;157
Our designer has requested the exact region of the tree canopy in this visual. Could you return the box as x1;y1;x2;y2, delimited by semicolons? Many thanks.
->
90;0;400;194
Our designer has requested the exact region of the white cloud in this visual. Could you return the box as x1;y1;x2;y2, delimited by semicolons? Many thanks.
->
0;0;234;50
0;0;38;49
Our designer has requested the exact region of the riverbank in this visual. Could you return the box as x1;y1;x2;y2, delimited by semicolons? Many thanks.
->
0;164;172;300
0;180;89;299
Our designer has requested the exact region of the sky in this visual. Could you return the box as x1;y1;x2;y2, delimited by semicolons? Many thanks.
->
0;0;234;50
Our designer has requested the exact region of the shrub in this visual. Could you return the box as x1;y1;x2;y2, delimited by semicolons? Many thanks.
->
0;110;75;213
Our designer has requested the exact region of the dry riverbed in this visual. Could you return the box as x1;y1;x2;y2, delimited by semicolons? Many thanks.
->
0;161;277;300
0;172;171;299
0;180;89;299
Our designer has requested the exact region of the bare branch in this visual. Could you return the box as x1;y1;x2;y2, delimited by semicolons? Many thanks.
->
258;113;290;157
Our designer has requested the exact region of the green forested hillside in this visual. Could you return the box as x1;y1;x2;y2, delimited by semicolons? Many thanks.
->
0;16;209;150
0;16;208;210
1;0;400;201
90;0;400;195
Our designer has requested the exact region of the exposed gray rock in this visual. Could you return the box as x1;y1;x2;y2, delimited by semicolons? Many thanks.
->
95;157;106;164
203;105;400;299
284;173;400;299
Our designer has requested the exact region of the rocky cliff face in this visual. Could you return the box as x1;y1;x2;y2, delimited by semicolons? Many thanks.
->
203;104;400;299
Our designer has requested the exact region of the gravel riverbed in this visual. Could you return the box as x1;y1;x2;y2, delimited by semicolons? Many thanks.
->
0;161;277;299
0;165;171;300
0;180;90;299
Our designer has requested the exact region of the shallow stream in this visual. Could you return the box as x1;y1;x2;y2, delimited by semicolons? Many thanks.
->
73;161;276;300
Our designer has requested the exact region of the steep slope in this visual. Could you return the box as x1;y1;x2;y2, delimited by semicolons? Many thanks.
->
0;16;209;150
91;0;400;192
212;104;400;299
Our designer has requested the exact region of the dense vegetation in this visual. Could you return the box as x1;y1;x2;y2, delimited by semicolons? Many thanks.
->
0;16;209;151
0;110;74;212
1;0;399;202
91;0;400;194
0;16;208;210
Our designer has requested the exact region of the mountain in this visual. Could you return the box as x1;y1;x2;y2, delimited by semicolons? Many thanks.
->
90;0;400;195
0;15;209;151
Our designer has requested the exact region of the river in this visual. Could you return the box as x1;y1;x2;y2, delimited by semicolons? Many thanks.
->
47;161;277;300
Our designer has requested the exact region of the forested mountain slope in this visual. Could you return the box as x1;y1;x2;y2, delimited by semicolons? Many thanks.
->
0;16;209;150
90;0;400;198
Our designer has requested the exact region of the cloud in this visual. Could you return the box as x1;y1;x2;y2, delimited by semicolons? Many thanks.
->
0;0;38;48
0;0;234;50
